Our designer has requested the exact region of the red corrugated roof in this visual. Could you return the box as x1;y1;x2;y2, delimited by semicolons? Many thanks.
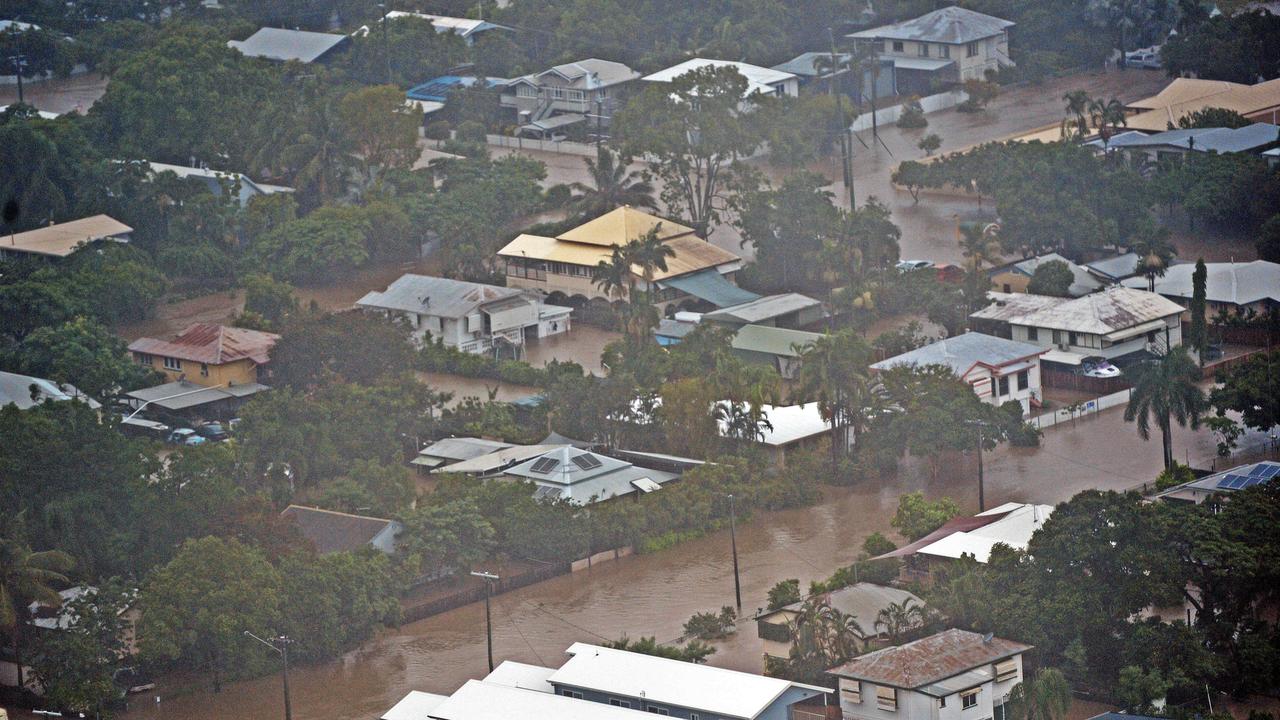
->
128;324;280;366
828;629;1031;688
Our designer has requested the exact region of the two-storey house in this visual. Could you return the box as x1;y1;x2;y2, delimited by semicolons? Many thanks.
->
643;58;800;100
829;629;1031;720
869;332;1047;415
500;59;641;138
128;323;280;388
848;6;1014;95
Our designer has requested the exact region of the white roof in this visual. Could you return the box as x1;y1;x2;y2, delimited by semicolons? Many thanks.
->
512;58;641;90
548;643;830;720
848;6;1014;44
717;401;833;446
434;444;568;475
973;287;1183;335
643;59;795;90
482;661;556;693
383;691;449;720
228;27;349;63
357;274;525;319
916;503;1054;563
384;11;506;38
0;104;59;119
1121;261;1280;307
428;680;653;720
0;371;99;410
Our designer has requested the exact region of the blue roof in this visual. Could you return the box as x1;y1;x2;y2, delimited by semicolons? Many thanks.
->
406;75;506;102
660;269;760;308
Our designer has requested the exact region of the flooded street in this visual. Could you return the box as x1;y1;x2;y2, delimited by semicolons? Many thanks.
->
0;72;109;115
118;403;1277;720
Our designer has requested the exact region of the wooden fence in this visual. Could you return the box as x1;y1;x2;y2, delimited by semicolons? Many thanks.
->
400;561;570;624
1202;350;1261;380
1041;367;1131;394
1214;325;1277;347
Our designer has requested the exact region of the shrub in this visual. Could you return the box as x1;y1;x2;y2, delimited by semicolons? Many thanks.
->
1155;462;1196;491
683;606;737;640
423;120;452;141
454;120;487;143
897;99;927;128
767;579;801;611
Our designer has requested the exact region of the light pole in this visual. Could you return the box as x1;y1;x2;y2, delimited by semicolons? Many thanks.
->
244;632;292;720
727;494;742;612
965;419;991;511
470;570;499;671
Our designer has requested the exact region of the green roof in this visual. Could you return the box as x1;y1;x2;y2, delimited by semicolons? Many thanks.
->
730;324;823;358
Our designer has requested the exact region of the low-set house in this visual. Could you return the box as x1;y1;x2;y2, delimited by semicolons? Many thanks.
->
228;27;351;64
718;401;852;467
499;59;641;138
730;325;824;380
128;323;280;387
123;380;268;422
1121;260;1280;318
1123;77;1280;133
356;274;571;356
643;58;799;100
412;437;514;472
0;214;132;261
870;332;1047;415
143;161;294;207
431;443;571;477
1084;253;1141;284
1091;123;1280;164
280;505;402;555
500;446;680;505
498;206;744;312
848;6;1015;95
876;502;1053;584
970;287;1185;367
988;253;1103;297
828;628;1031;720
1154;460;1280;505
703;293;825;329
757;583;925;664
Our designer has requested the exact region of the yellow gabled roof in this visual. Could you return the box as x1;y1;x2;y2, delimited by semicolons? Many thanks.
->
556;206;695;247
496;232;740;281
1125;78;1280;132
1126;78;1244;111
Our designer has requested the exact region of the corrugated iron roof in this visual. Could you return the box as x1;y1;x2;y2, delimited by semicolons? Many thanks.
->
127;324;280;366
1121;260;1280;306
1;215;132;258
281;505;397;555
705;293;821;323
228;27;349;63
556;206;694;246
870;332;1046;376
1126;77;1280;132
731;325;823;358
828;629;1031;689
849;6;1014;44
497;232;739;281
356;274;524;319
997;286;1184;334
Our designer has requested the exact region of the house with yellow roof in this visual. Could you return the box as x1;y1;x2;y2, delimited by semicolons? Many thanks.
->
1123;77;1280;132
497;206;749;310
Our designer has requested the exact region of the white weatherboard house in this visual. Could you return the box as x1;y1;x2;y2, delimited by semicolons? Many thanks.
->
500;58;641;137
870;332;1047;415
357;274;571;355
643;58;799;99
970;287;1185;366
829;629;1031;720
848;6;1014;95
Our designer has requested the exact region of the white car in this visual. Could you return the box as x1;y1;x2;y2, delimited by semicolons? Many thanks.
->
1124;48;1161;69
1080;356;1122;378
896;259;934;272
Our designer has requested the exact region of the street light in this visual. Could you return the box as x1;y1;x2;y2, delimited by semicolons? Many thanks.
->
470;570;500;671
727;494;742;612
244;631;292;720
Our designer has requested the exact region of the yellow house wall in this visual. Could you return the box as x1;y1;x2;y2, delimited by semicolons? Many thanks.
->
991;270;1030;294
137;356;259;387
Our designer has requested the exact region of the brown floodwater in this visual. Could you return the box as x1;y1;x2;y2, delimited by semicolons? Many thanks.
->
113;401;1277;720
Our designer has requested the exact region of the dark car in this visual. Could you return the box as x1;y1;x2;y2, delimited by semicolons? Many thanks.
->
196;422;229;441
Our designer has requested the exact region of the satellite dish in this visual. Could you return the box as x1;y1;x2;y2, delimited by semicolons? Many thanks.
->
983;632;994;643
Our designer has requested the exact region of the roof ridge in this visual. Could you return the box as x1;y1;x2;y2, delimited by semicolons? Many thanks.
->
282;504;392;523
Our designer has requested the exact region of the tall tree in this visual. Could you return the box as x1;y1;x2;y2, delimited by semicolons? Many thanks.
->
958;222;1002;272
1123;347;1207;471
569;148;656;219
1062;90;1093;140
1210;351;1280;432
796;331;879;473
1130;227;1176;291
1005;668;1072;720
1188;259;1207;364
0;534;74;689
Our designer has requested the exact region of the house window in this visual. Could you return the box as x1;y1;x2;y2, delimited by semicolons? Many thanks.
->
200;362;209;377
1002;283;1011;293
997;376;1010;397
163;356;182;371
646;707;669;715
135;353;154;366
1016;370;1029;391
562;690;584;699
842;681;862;704
941;696;947;708
962;689;980;710
691;715;699;720
995;659;1019;682
940;45;951;58
1027;327;1038;341
876;686;898;712
1052;330;1063;345
610;700;631;709
892;41;904;52
918;43;930;57
967;41;980;57
1068;331;1078;345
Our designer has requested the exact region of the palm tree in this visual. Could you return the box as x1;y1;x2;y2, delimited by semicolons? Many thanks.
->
1124;346;1207;471
797;331;880;471
627;226;677;301
0;535;74;688
1130;228;1176;291
1088;97;1129;152
1062;90;1092;140
874;598;928;644
569;149;656;220
279;92;361;204
958;222;1002;272
592;246;632;302
1005;668;1072;720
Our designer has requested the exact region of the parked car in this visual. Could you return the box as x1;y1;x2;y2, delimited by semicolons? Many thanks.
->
896;259;934;272
166;428;207;446
1080;356;1122;378
196;422;229;441
1124;47;1161;69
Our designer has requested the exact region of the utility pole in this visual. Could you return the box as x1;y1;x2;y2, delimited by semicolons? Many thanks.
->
470;570;499;671
827;28;854;208
244;632;293;720
727;494;742;612
7;55;25;105
966;420;990;511
378;3;391;84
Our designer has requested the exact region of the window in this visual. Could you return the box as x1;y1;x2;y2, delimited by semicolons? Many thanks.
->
892;41;904;52
691;715;699;720
562;690;584;699
1068;332;1079;345
1027;327;1038;341
1002;283;1011;293
995;659;1019;682
163;356;182;371
1016;370;1029;391
610;700;631;709
646;707;669;715
135;352;154;366
940;696;947;708
940;44;951;58
200;362;209;377
842;680;862;704
1052;330;1063;345
876;686;898;712
962;689;980;710
997;376;1010;397
918;43;930;57
967;41;980;57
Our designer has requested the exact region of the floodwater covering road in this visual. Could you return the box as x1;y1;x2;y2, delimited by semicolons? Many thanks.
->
116;402;1277;720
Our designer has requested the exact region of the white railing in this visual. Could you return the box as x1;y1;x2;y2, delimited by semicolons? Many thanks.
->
848;88;970;132
1027;388;1132;431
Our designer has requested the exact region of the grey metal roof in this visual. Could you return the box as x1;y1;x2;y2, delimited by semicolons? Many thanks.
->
228;27;349;63
1121;260;1280;306
660;269;761;308
704;293;820;324
891;57;956;72
125;380;269;410
511;58;640;90
1104;123;1280;154
771;52;852;78
0;371;98;410
1085;252;1140;281
848;6;1015;44
418;437;514;464
356;274;523;319
971;288;1183;334
655;318;700;340
870;332;1045;376
731;324;823;358
505;446;680;504
1006;253;1103;297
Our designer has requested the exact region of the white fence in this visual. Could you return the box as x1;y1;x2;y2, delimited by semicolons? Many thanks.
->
848;89;969;132
486;134;600;157
1028;388;1132;432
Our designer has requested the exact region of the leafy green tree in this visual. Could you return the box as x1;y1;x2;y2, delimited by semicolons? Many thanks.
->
736;171;840;293
276;551;402;663
1161;10;1280;83
891;491;960;542
313;459;414;516
273;311;416;389
0;533;75;689
138;536;283;691
1005;668;1072;720
615;64;764;238
396;499;496;578
1026;259;1075;297
569;148;656;219
1257;214;1280;263
29;583;133;714
1117;665;1171;713
338;84;421;183
958;79;999;113
338;14;468;87
6;316;159;401
242;273;299;329
771;598;864;685
1210;350;1280;431
247;206;371;283
796;331;878;471
767;579;801;611
1177;107;1252;130
874;598;929;643
683;606;737;640
605;635;714;664
892;160;933;204
0;113;101;233
1123;347;1207;471
958;222;1002;273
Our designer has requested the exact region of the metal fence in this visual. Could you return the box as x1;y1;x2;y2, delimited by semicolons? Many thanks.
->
486;134;599;157
1027;388;1132;431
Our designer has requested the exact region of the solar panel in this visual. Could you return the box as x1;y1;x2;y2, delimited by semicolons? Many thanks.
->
1217;475;1240;489
1229;475;1250;489
1247;464;1270;477
1242;476;1265;488
529;457;560;475
571;454;604;471
1263;464;1280;479
533;485;561;500
1217;474;1249;489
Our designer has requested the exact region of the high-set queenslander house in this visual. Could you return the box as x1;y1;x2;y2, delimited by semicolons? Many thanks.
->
499;58;641;138
828;629;1031;720
128;323;279;388
870;332;1047;415
848;7;1014;95
382;642;831;720
498;206;745;312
